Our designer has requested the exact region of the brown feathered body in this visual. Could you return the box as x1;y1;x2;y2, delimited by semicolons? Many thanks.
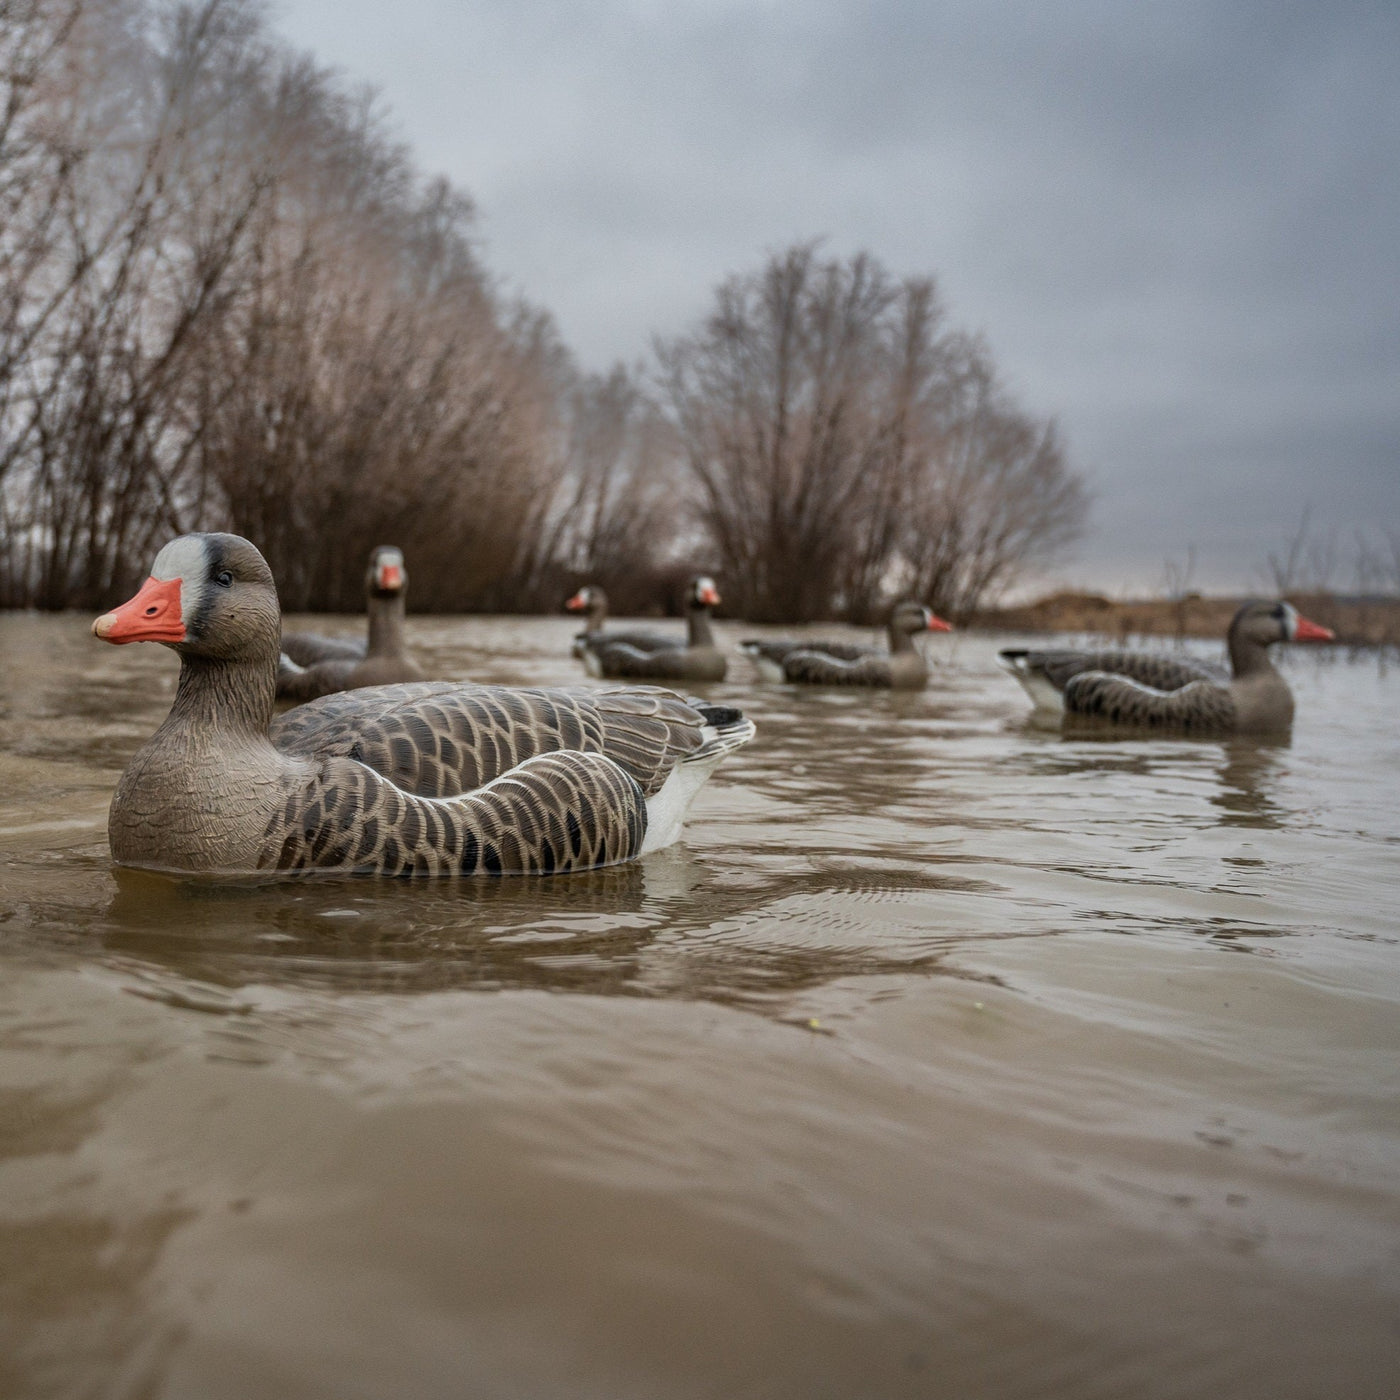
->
96;535;754;877
998;601;1334;733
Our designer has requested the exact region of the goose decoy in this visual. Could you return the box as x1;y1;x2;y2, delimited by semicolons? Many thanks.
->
740;601;952;689
997;600;1334;733
573;575;727;682
278;546;425;700
564;585;677;659
92;534;755;877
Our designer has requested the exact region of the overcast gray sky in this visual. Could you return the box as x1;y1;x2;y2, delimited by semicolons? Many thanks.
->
276;0;1398;595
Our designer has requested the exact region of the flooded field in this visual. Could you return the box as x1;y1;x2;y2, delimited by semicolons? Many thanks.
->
1;611;1397;1399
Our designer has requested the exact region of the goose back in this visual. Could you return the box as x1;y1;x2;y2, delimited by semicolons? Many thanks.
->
998;648;1226;694
779;649;915;688
282;633;365;667
743;639;870;667
576;625;683;659
278;649;426;701
269;682;713;799
1060;672;1238;730
585;641;727;682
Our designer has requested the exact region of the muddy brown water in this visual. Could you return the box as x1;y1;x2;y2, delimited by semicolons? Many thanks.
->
1;612;1397;1400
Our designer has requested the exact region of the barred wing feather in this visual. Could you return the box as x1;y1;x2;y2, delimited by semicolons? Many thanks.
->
269;681;709;799
780;648;890;686
1018;649;1226;693
258;748;646;876
1063;671;1237;730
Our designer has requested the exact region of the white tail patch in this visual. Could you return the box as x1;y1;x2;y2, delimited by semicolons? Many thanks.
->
740;644;786;684
640;752;724;853
639;714;755;855
1021;671;1064;715
998;653;1064;716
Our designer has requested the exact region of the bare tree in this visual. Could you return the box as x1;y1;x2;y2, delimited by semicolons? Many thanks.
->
658;245;951;620
1;0;572;611
1262;506;1312;596
528;363;682;608
1259;505;1348;602
898;339;1086;621
1;0;273;605
1161;543;1198;642
657;243;1086;622
3;20;1087;620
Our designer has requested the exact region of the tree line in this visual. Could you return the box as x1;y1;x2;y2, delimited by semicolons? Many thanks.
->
1;0;1086;621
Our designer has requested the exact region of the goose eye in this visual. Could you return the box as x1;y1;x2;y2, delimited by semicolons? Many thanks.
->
215;570;233;588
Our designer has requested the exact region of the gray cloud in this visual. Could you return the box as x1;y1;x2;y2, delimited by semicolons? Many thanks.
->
276;0;1400;592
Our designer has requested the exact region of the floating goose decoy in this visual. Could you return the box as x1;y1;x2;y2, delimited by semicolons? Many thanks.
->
92;534;755;877
278;545;425;701
573;575;727;682
564;584;678;659
740;601;952;689
997;600;1334;733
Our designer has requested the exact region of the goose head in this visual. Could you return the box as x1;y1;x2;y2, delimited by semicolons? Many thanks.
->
1230;600;1334;650
1227;599;1334;676
367;545;407;597
687;575;721;611
890;600;953;635
565;584;606;616
92;533;280;664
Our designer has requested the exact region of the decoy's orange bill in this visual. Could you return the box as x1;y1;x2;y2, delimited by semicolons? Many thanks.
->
92;577;185;644
1293;614;1335;641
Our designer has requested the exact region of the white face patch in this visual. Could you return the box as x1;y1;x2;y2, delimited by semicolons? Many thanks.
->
372;546;406;591
1283;602;1300;641
150;535;211;629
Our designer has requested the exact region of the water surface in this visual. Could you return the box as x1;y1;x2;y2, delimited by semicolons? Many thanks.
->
1;613;1397;1399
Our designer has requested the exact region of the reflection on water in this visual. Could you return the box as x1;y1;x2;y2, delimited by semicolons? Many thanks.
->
2;614;1399;1400
1211;739;1289;828
97;852;996;1006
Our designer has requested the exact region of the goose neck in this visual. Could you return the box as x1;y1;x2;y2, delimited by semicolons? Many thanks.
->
687;606;715;648
367;591;406;657
888;622;917;655
1228;631;1276;679
167;653;276;741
